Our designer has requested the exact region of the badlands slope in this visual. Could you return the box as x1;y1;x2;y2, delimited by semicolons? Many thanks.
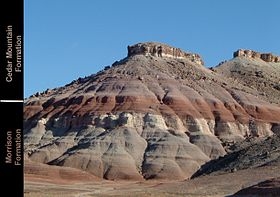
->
24;42;280;181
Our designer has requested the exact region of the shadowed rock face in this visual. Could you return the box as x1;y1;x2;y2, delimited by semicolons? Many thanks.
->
191;134;280;178
232;177;280;197
24;42;280;180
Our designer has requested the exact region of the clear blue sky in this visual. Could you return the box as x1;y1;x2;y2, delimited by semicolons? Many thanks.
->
24;0;280;97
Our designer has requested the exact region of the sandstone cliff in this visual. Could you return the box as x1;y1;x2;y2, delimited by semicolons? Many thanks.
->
233;49;280;63
127;42;204;65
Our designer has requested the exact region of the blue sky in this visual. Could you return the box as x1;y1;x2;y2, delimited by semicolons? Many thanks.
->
24;0;280;97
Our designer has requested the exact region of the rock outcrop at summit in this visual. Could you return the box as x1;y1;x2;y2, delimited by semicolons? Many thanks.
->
24;42;280;181
127;42;204;65
233;49;280;62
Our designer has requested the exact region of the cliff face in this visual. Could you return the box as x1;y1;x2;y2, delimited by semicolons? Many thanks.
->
127;42;204;65
233;49;280;63
24;42;280;181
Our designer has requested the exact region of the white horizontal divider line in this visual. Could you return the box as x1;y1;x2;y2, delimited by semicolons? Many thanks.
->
0;100;24;103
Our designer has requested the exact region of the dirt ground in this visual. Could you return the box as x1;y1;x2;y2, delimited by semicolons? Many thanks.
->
24;165;280;197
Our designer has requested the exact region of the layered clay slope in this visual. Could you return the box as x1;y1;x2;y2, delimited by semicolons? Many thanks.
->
24;42;280;180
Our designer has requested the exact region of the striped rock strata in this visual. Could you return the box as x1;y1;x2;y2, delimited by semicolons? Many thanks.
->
24;42;280;180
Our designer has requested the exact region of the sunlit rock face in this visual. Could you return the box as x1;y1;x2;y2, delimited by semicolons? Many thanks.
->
24;42;280;180
127;42;204;65
233;49;280;62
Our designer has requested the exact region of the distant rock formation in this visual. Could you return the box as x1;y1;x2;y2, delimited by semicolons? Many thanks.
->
127;42;204;65
233;49;280;63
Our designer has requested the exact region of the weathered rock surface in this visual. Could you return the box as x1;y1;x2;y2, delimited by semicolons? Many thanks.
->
214;54;280;104
24;42;280;180
234;49;280;63
127;42;204;65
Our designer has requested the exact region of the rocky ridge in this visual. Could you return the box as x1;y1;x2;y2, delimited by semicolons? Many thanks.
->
214;52;280;104
234;49;280;63
24;42;280;181
191;134;280;178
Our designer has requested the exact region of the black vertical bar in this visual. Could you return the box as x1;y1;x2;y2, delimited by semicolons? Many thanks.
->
0;0;24;196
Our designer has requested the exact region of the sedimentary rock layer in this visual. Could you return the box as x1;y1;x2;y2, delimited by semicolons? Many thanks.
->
24;42;280;180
